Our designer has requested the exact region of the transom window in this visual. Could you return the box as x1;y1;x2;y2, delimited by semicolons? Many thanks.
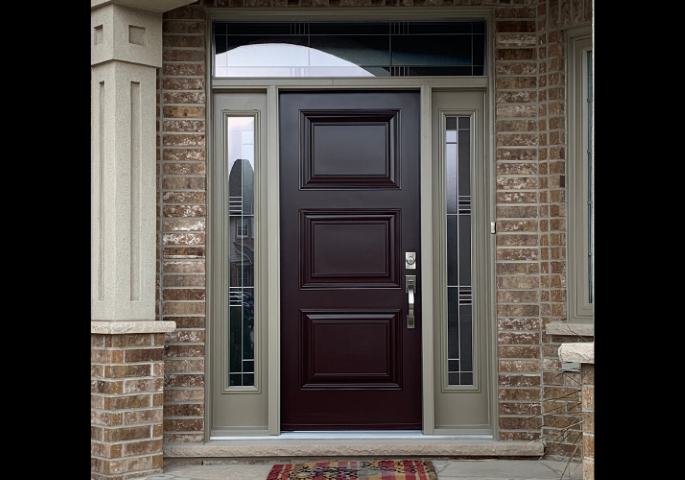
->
213;21;486;77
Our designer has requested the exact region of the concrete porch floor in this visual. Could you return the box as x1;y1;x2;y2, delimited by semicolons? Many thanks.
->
141;458;583;479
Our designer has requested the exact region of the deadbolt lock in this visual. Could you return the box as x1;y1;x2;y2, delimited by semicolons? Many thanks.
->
406;252;416;269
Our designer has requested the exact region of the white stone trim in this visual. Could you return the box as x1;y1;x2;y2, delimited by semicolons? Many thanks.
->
164;439;543;458
91;0;197;14
545;321;594;337
558;342;594;365
91;320;177;334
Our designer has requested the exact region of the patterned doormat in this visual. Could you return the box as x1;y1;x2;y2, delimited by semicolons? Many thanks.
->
267;460;438;480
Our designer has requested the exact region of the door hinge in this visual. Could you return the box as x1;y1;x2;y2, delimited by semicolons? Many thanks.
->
490;221;496;234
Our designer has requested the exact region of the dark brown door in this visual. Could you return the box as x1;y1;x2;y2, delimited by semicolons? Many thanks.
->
280;91;421;430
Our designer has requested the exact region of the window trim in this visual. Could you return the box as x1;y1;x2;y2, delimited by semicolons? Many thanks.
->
216;110;262;395
566;26;594;323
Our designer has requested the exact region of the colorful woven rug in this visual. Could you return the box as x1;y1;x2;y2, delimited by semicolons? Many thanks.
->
266;460;438;480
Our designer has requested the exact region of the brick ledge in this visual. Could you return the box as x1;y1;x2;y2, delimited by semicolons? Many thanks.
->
91;320;177;334
545;321;594;337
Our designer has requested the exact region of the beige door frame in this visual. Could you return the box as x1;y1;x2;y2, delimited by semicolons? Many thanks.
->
205;7;498;440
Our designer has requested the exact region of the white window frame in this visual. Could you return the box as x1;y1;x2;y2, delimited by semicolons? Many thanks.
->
566;25;594;324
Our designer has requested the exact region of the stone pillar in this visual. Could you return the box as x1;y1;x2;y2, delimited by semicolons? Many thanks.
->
91;2;162;323
91;2;197;478
558;342;594;480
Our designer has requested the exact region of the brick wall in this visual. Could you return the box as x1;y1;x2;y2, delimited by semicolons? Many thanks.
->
158;4;208;444
581;363;594;479
492;1;542;443
537;0;591;459
91;334;166;479
156;0;592;460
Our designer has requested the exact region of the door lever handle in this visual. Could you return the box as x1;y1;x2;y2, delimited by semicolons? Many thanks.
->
406;275;416;329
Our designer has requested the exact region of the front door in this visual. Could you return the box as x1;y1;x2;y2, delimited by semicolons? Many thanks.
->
279;91;422;430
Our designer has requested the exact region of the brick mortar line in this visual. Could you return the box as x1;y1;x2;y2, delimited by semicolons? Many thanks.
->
497;173;544;176
162;274;205;277
90;452;163;461
497;411;541;415
496;359;542;362
92;436;164;445
92;409;163;415
494;189;544;192
162;134;205;137
92;423;161;429
92;377;165;381
494;60;540;64
495;259;538;262
91;365;164;370
163;359;205;363
161;286;206;289
92;345;165;350
91;394;164;399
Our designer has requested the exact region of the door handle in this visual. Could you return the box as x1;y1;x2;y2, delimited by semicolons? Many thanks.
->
406;275;416;329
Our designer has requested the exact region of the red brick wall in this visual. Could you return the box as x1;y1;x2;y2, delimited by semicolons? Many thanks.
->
493;2;543;443
91;334;166;479
537;0;591;459
158;3;208;444
581;363;594;479
156;0;593;459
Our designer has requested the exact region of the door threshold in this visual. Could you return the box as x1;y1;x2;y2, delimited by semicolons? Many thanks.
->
165;434;543;458
210;431;493;441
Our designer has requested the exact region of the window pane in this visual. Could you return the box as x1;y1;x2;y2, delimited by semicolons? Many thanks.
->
446;116;474;387
310;35;390;67
391;35;472;67
228;117;256;387
214;21;487;77
587;50;593;304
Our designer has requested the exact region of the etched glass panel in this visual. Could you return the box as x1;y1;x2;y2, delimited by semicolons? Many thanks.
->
227;117;255;387
446;115;473;386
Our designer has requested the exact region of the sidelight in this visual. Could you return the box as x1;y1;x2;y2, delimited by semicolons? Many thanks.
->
445;115;473;387
227;117;256;387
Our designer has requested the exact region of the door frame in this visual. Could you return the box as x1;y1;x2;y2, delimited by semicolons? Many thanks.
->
205;7;498;439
